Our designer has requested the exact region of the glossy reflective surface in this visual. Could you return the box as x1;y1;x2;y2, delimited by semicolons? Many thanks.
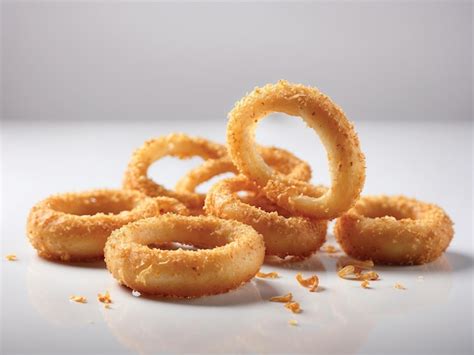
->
1;120;472;354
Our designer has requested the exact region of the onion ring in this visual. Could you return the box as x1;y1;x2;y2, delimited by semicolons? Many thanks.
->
226;80;366;219
123;133;227;212
27;189;187;262
334;195;454;265
104;214;265;297
175;146;311;196
205;176;328;258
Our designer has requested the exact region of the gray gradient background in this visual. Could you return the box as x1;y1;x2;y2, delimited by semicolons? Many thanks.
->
1;0;472;122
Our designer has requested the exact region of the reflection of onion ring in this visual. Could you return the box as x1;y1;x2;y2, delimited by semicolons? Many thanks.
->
205;176;328;258
334;195;454;265
227;80;365;219
27;190;187;262
104;214;265;297
175;146;311;195
123;133;227;212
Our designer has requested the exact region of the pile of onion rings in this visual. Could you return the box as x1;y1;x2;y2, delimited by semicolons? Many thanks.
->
26;80;454;298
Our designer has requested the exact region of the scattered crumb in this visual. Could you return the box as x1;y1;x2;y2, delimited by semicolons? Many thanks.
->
394;282;406;290
322;244;339;253
338;257;374;270
256;271;279;279
361;280;370;289
295;273;319;292
288;319;298;326
5;254;17;261
357;271;379;281
284;302;301;314
70;295;87;303
270;293;293;303
132;290;141;297
338;263;380;281
337;265;355;279
97;291;112;304
104;304;111;309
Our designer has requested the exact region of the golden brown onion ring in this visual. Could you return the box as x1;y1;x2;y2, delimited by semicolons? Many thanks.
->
27;190;188;262
334;195;454;265
175;146;311;196
123;133;227;211
205;176;328;258
104;214;265;297
227;80;366;219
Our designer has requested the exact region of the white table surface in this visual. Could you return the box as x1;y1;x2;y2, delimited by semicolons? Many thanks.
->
1;118;473;355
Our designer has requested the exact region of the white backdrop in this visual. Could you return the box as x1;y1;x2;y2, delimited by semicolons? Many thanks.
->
1;0;472;122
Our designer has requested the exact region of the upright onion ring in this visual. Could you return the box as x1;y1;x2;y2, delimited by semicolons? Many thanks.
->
123;133;227;212
334;195;454;265
104;214;265;297
227;80;366;219
205;176;328;258
27;190;188;261
175;146;311;196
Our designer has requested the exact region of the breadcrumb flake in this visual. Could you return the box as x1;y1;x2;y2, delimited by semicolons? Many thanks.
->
338;257;374;269
270;293;293;303
356;271;379;281
132;290;141;297
285;301;301;314
338;265;355;278
5;254;17;261
394;282;406;290
295;273;319;292
288;319;298;326
361;280;370;289
70;295;87;303
97;291;112;304
257;271;279;279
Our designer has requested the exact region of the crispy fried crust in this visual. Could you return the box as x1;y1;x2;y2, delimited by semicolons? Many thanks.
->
227;80;366;219
334;195;454;265
104;214;265;297
205;176;327;258
27;189;188;262
175;145;312;195
123;133;227;211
